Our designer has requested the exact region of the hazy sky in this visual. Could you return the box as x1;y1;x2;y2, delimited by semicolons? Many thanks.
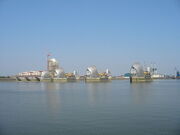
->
0;0;180;76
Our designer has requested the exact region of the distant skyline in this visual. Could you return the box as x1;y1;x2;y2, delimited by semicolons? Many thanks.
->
0;0;180;76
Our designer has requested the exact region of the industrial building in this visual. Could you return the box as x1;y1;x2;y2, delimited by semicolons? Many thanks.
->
176;71;180;79
130;63;152;83
14;55;166;83
85;66;111;81
16;56;78;82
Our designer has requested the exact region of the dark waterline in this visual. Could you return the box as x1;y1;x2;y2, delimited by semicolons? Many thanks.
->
0;80;180;135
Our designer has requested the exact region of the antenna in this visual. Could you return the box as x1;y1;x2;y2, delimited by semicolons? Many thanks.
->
143;61;146;71
174;67;177;71
47;53;51;71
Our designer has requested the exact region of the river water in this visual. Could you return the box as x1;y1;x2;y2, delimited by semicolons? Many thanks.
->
0;80;180;135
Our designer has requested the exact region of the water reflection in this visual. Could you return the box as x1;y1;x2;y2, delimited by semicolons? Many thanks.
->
86;82;111;105
40;82;64;91
1;80;180;135
130;82;153;104
40;82;62;115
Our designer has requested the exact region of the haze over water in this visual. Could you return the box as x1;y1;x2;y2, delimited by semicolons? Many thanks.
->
0;80;180;135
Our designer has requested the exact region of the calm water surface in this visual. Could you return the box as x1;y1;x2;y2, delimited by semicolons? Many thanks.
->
0;80;180;135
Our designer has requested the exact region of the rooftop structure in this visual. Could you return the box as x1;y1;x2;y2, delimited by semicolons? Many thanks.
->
86;66;99;78
130;63;144;77
48;58;59;72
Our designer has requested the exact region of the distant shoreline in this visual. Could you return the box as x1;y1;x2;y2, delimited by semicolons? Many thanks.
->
0;76;177;82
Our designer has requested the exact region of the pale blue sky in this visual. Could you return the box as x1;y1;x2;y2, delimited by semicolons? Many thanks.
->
0;0;180;76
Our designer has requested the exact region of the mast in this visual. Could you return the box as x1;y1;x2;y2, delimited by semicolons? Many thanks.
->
47;54;51;71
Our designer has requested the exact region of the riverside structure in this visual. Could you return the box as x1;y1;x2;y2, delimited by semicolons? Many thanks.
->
130;63;152;83
85;66;111;82
16;57;78;82
15;56;112;82
1;56;169;83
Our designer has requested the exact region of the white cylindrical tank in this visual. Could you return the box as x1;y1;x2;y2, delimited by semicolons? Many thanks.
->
146;67;151;72
106;69;111;75
73;70;78;77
